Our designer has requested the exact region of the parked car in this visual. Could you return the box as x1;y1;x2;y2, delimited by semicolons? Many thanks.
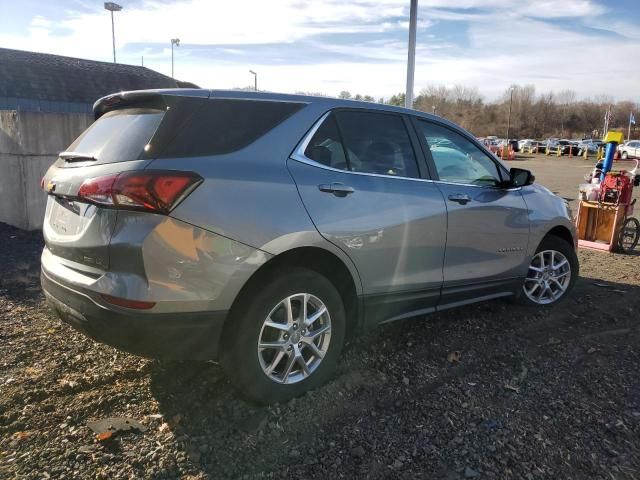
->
41;89;579;403
546;139;577;155
619;140;640;159
518;139;536;150
533;140;547;152
518;139;545;152
544;138;559;152
482;138;501;155
578;139;602;155
494;139;519;153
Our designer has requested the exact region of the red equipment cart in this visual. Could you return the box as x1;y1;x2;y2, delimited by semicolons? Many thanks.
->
576;169;640;253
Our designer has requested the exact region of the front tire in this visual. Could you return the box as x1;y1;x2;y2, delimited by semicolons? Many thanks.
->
622;151;628;160
220;267;346;404
513;235;578;306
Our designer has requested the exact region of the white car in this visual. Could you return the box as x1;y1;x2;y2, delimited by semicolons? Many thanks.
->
518;139;535;149
619;141;640;159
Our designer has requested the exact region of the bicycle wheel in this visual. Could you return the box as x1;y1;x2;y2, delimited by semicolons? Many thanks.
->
618;217;640;253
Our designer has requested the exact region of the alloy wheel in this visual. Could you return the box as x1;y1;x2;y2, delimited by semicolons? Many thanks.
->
257;293;332;384
523;250;571;305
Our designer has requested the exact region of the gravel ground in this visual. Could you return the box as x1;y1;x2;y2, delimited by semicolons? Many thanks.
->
2;157;640;479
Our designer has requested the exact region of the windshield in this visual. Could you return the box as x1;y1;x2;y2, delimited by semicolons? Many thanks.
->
66;108;164;164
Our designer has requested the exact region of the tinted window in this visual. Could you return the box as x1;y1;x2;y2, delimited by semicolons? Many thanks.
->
416;120;503;186
146;98;304;158
304;114;349;170
68;108;164;164
335;111;420;178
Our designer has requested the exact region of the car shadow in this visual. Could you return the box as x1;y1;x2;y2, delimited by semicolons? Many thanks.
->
147;273;640;478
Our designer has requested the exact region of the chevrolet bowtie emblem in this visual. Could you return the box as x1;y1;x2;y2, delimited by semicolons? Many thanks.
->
46;181;56;193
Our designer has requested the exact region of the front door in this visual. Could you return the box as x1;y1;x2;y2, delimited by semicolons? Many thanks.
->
288;110;447;324
412;118;530;307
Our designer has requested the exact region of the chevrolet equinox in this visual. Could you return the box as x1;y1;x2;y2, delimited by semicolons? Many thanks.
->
41;89;578;403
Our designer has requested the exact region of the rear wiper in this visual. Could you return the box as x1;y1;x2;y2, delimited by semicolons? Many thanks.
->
59;151;98;162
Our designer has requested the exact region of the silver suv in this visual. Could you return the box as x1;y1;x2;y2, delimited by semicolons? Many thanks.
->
41;89;578;403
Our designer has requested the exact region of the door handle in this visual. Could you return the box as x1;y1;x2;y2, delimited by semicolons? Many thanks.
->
448;193;471;205
318;183;355;197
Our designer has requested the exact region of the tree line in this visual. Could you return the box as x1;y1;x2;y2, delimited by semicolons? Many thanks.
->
332;86;639;140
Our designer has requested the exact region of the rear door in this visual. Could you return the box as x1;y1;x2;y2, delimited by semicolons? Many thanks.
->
288;109;447;324
42;106;165;269
411;117;530;307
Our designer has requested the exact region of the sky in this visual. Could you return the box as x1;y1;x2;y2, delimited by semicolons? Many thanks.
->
1;0;639;101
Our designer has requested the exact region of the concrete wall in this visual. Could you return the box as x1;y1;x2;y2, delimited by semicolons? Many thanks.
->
0;110;93;230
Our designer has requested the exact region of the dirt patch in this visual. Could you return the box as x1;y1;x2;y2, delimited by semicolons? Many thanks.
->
1;157;640;478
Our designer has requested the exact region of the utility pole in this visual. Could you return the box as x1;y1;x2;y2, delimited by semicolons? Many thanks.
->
249;70;258;91
404;0;418;109
171;38;180;79
104;3;123;63
506;87;514;141
603;106;611;136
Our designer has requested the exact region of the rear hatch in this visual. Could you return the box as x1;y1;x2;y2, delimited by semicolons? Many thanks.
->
42;91;203;270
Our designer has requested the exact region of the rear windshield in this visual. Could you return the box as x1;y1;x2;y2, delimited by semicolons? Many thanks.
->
67;108;164;163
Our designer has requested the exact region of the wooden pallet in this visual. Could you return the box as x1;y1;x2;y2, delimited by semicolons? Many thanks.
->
576;200;626;252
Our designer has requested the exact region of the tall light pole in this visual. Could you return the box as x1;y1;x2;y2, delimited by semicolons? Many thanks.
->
249;70;257;91
404;0;418;109
171;38;180;79
104;2;122;63
506;87;515;141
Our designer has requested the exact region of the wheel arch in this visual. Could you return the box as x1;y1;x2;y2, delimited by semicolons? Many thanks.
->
226;246;362;339
544;224;576;249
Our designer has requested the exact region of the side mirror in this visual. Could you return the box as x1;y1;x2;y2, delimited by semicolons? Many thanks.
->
508;167;534;187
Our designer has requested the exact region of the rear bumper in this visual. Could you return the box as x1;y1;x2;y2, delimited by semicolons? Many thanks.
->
41;270;227;360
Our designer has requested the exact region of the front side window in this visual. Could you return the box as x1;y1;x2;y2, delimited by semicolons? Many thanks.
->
415;120;503;186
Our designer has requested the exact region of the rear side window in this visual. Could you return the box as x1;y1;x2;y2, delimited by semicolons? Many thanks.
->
303;110;420;178
146;98;304;158
304;114;349;170
335;111;420;178
68;108;164;164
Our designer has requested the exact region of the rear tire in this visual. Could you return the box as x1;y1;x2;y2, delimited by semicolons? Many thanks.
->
220;267;346;404
513;235;578;306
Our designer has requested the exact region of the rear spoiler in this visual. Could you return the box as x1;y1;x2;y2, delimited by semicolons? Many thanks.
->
93;89;210;119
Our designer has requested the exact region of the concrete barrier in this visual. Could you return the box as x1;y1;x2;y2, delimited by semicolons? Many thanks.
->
0;110;92;230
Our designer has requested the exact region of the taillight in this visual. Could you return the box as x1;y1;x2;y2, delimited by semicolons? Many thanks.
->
77;171;202;214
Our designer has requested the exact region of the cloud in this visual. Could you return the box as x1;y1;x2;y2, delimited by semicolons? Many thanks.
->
0;0;637;100
30;16;52;28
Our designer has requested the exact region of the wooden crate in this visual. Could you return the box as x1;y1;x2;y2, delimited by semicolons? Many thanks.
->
576;200;626;252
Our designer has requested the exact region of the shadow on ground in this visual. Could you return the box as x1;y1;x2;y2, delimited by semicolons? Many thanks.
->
146;274;640;478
